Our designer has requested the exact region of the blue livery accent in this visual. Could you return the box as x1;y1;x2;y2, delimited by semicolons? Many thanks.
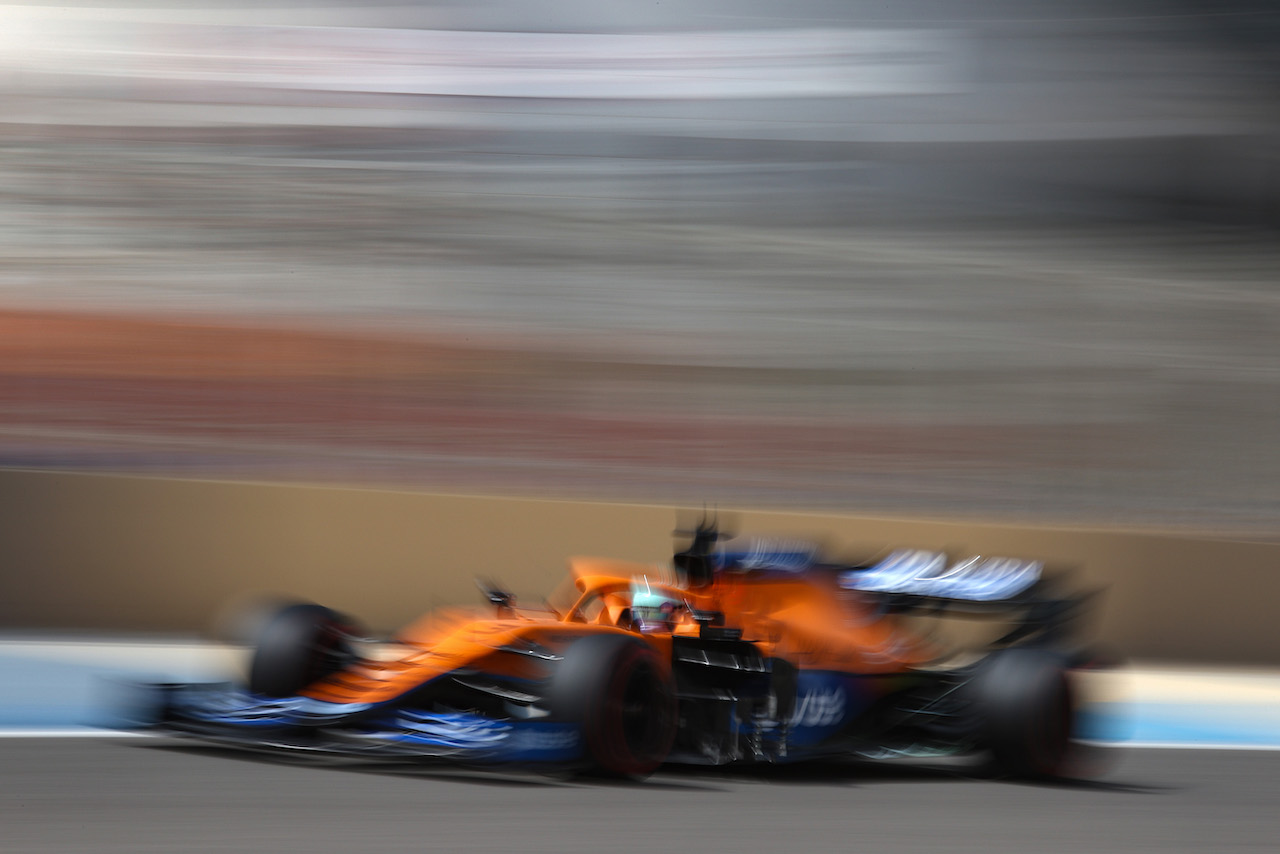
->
167;684;584;762
718;538;819;573
354;713;582;762
174;688;311;727
784;671;860;748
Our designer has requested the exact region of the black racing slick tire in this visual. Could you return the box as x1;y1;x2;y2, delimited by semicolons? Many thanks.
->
549;634;676;778
969;647;1078;779
247;602;359;698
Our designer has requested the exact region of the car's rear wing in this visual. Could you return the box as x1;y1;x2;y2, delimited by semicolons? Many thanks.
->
838;550;1099;651
840;550;1042;602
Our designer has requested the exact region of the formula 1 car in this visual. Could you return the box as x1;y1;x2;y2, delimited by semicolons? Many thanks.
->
142;521;1105;779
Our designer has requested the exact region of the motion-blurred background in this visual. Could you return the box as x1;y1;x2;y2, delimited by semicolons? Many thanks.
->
2;0;1278;534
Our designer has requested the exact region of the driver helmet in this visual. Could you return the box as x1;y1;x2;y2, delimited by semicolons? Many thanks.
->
630;579;680;633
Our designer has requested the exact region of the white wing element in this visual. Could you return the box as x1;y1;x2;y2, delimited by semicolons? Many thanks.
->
839;550;1042;601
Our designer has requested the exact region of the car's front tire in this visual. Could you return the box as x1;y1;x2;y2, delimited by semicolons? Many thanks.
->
549;634;676;778
247;602;359;697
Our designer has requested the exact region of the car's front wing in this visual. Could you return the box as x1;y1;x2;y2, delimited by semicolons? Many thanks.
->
136;682;585;764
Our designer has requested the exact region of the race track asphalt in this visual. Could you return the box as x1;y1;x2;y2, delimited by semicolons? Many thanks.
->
2;738;1276;853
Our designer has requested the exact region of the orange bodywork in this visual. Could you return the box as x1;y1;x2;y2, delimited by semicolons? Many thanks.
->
300;555;936;706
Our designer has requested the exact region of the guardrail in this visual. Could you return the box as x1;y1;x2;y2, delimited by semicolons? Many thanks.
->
0;470;1275;663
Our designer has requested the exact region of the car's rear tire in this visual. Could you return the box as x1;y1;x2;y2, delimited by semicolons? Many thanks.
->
969;647;1078;779
247;602;359;697
549;634;676;778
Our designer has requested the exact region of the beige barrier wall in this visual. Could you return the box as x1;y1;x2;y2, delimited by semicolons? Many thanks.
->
0;470;1276;664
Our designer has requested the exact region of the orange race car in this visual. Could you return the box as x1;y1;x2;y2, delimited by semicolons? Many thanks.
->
146;521;1105;779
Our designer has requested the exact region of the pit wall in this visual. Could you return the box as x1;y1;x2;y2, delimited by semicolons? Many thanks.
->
1;470;1275;664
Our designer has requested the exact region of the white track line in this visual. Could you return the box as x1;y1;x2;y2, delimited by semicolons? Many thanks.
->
1100;741;1280;752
